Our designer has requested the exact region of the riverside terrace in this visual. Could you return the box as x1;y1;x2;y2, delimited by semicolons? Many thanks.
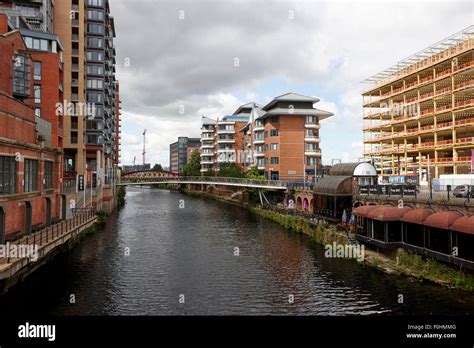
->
353;188;474;270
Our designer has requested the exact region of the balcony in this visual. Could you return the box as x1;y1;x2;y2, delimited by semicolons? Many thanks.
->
304;135;320;143
253;124;265;132
454;98;474;109
201;143;213;149
253;138;265;144
305;150;321;157
201;159;214;165
305;122;321;129
255;151;265;157
217;127;234;134
453;61;474;73
217;137;235;144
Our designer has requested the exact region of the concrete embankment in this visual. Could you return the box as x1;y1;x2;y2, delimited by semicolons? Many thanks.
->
181;188;474;292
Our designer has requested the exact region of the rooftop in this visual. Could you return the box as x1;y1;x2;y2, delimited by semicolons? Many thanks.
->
363;25;474;90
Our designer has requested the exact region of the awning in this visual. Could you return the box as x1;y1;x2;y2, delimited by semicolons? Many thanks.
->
423;210;463;230
401;208;435;224
353;205;385;218
367;206;410;221
451;215;474;235
314;176;352;196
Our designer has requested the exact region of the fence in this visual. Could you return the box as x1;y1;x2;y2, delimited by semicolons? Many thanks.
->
0;208;97;265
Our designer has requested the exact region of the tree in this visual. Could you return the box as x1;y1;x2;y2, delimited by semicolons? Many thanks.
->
245;165;265;180
245;165;266;203
182;150;201;176
218;162;244;178
152;163;163;171
203;168;215;177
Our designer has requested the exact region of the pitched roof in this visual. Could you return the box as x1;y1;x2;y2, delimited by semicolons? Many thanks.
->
262;92;322;111
201;116;217;125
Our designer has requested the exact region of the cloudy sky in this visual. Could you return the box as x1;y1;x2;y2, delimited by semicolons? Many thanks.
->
112;0;473;168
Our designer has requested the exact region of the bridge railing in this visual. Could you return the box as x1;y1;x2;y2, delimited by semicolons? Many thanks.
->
120;175;288;188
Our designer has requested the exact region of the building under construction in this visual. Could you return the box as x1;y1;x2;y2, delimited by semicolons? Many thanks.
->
362;26;474;181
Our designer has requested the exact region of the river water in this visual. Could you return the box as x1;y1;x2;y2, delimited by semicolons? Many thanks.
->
1;187;473;315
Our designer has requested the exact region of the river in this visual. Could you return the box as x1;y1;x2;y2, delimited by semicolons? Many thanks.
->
1;187;473;315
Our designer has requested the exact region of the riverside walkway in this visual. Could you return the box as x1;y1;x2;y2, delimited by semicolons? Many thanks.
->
0;209;97;291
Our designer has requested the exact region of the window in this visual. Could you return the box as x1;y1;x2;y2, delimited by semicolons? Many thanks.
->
87;51;104;62
87;0;104;6
87;23;104;35
270;143;279;151
87;79;104;89
87;92;104;103
87;9;104;20
0;156;16;194
25;37;49;51
35;108;41;117
24;159;38;192
34;61;42;80
270;129;279;136
34;85;41;103
306;116;318;124
44;161;53;189
13;55;30;96
271;116;279;123
87;37;104;48
307;157;317;166
270;157;279;164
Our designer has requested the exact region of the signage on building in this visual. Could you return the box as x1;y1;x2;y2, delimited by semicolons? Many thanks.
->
78;175;84;191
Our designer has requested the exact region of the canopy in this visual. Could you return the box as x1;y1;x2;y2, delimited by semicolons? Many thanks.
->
450;215;474;234
314;176;352;196
423;211;463;230
367;206;410;221
401;208;435;224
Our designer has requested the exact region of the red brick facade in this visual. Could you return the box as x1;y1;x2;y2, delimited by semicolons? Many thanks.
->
0;29;62;241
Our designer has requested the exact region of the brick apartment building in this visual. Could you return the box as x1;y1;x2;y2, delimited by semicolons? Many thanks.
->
201;93;333;181
0;24;62;242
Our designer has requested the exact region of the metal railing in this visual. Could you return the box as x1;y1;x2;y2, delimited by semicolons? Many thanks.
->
0;208;97;265
120;176;288;189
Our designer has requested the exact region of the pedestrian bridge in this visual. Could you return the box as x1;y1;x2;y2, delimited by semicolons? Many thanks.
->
118;170;288;190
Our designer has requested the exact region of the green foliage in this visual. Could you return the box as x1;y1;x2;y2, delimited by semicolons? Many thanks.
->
117;186;126;209
96;210;108;225
183;150;201;176
203;168;215;177
397;250;474;291
245;166;266;203
218;162;244;178
152;163;163;171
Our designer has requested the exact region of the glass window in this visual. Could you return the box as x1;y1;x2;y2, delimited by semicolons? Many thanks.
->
270;157;279;164
34;61;42;80
270;143;278;151
35;108;41;117
34;85;41;103
270;129;279;136
44;161;53;189
24;159;38;192
25;37;33;48
0;156;16;195
87;64;104;75
13;55;30;96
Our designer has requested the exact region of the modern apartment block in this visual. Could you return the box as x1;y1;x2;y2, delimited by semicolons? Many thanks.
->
54;0;120;210
199;113;248;174
169;137;200;174
200;93;333;180
362;26;474;181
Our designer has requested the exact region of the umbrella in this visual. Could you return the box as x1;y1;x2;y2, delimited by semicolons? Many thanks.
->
341;210;347;223
349;213;355;225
